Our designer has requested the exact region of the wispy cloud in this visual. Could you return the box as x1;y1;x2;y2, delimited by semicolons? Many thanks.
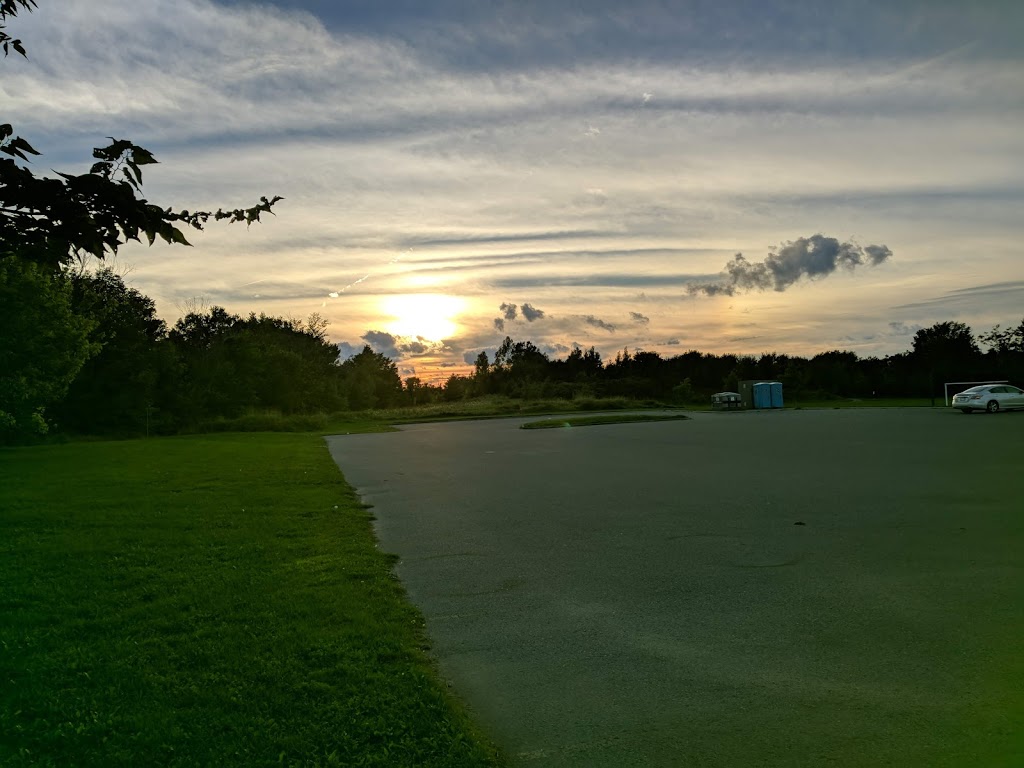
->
888;321;924;336
891;281;1024;311
581;315;616;333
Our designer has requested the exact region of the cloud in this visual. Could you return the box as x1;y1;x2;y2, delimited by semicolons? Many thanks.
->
404;229;613;247
463;348;498;365
630;311;650;324
491;272;703;289
362;329;401;359
521;303;545;322
891;281;1024;311
354;330;442;360
582;315;616;332
664;338;681;345
688;235;893;296
865;245;893;265
541;342;572;357
493;301;542;330
337;341;360;361
888;321;923;336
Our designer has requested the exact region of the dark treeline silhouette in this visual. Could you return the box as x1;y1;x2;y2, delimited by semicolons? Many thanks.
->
1;263;396;440
425;321;1024;407
4;263;1023;442
33;268;404;437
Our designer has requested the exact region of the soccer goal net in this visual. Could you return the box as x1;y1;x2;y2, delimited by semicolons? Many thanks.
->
943;380;1008;406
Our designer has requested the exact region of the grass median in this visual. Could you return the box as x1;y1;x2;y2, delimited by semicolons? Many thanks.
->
0;432;502;767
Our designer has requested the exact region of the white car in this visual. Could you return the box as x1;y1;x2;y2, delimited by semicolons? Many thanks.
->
951;384;1024;413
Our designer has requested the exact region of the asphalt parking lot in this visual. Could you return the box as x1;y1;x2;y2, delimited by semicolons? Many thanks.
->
326;409;1023;767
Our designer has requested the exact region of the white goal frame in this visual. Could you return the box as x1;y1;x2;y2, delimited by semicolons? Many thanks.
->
944;380;1008;407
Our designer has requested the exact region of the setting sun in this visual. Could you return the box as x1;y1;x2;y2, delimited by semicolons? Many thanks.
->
381;294;465;341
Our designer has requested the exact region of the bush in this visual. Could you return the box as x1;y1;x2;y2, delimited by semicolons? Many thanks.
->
197;411;329;433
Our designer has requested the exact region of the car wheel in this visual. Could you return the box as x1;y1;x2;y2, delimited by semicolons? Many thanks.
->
960;408;972;414
986;400;1000;413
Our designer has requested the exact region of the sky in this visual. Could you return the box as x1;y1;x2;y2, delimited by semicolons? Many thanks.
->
5;0;1024;380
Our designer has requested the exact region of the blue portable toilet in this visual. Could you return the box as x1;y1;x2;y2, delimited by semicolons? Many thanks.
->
770;381;783;408
753;382;773;409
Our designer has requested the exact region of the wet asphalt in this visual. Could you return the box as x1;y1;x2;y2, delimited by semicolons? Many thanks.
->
325;409;1023;767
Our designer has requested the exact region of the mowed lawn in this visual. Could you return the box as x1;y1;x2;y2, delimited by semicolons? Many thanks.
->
0;433;501;767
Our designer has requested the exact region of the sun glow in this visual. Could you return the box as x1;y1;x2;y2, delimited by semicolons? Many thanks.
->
381;293;465;341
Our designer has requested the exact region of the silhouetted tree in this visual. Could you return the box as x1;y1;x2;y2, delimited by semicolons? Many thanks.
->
168;308;346;421
340;346;402;410
0;256;95;440
979;319;1024;354
911;321;982;395
471;350;492;395
52;268;175;434
443;374;473;402
492;337;550;397
805;350;863;397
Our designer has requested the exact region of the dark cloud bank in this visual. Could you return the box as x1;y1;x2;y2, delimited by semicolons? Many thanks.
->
689;235;892;296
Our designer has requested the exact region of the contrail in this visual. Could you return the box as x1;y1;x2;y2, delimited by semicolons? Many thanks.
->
327;248;411;298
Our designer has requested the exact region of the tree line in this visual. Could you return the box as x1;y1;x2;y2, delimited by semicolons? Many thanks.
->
1;265;408;440
414;320;1024;406
8;245;1022;442
5;258;1023;443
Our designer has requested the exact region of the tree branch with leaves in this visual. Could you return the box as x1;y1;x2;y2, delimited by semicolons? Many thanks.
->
1;0;284;440
1;2;282;270
0;0;35;58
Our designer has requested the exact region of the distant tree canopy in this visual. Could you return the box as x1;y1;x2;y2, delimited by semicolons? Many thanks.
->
339;346;403;410
979;320;1024;354
438;319;1023;406
0;256;96;435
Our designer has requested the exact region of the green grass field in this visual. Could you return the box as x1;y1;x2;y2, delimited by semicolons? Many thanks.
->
101;396;941;439
189;396;673;436
0;434;502;767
